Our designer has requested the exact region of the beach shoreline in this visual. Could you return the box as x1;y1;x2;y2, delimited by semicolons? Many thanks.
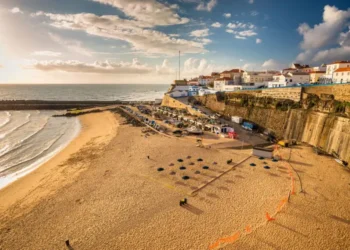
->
0;110;349;250
0;111;118;216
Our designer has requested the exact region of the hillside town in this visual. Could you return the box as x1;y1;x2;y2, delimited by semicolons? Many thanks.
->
168;60;350;98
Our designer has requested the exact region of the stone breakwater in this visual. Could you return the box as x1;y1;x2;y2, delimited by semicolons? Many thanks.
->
0;100;155;110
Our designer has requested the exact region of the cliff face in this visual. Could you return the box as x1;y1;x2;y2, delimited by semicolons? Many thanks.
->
284;110;350;161
194;93;350;162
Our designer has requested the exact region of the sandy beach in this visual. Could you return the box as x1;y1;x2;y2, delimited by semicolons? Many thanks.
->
0;111;349;249
0;111;117;218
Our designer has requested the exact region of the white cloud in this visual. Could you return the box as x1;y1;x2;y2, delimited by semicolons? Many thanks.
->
197;38;212;45
250;11;259;16
312;46;350;63
156;59;175;75
235;36;246;40
196;0;217;12
237;30;257;37
91;0;189;26
227;22;256;30
190;28;210;37
183;58;226;76
297;5;350;50
28;58;153;74
339;28;350;46
261;59;283;70
227;23;237;29
211;22;222;28
226;29;235;34
256;38;262;44
34;12;207;56
10;7;23;14
248;0;254;4
296;5;350;64
31;51;62;57
223;13;231;18
49;33;93;57
169;34;180;37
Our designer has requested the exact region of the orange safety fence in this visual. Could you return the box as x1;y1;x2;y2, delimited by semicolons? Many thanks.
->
208;156;295;249
209;232;240;249
266;212;275;222
291;176;295;195
276;197;288;212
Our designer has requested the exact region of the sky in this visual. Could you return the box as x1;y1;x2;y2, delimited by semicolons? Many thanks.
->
0;0;349;84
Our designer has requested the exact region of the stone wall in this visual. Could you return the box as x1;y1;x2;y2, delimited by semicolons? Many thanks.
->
303;84;350;102
161;95;205;117
161;94;188;109
194;89;350;161
194;94;225;112
232;87;302;102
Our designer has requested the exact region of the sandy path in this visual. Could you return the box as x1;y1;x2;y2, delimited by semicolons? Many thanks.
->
0;114;290;250
0;111;117;220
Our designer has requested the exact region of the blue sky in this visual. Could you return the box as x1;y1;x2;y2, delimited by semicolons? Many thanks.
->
0;0;349;83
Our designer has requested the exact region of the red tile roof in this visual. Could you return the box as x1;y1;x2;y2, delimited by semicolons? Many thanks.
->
334;67;350;72
221;69;244;74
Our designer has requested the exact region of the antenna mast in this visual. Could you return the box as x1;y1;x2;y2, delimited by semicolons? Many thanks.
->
179;51;181;80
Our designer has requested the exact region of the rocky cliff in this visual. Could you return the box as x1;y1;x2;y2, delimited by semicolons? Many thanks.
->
193;89;350;162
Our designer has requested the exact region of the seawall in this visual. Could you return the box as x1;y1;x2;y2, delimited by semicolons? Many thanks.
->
162;84;350;161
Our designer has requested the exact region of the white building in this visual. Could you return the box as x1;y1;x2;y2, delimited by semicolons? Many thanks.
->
242;71;275;84
169;90;188;98
222;85;243;92
188;79;199;85
282;68;297;74
268;72;310;88
333;67;350;84
198;75;212;86
198;88;217;96
289;71;310;83
214;77;234;91
220;69;244;84
320;61;350;84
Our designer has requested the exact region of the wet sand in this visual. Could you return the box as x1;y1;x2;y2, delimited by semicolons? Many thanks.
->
0;111;117;217
0;112;349;249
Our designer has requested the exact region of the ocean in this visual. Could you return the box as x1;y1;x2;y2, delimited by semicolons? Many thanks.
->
0;84;169;189
0;84;169;101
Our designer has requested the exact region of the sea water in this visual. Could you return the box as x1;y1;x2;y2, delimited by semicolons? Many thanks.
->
0;84;168;189
0;84;169;101
0;111;80;189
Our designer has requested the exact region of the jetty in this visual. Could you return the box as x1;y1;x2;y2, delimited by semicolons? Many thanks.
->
0;100;155;110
